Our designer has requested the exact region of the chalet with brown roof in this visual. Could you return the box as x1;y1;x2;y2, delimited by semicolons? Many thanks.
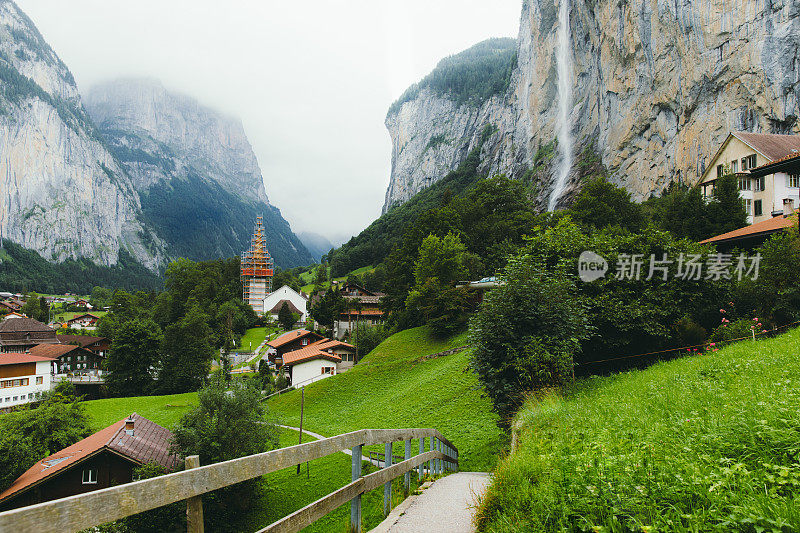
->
28;343;103;374
0;318;58;353
57;334;110;357
0;413;179;511
700;132;800;224
312;282;386;337
266;329;325;366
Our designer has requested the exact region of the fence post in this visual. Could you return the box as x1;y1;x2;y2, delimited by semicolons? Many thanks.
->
429;437;436;477
404;439;411;494
350;444;362;532
419;438;425;479
185;455;203;533
384;442;393;516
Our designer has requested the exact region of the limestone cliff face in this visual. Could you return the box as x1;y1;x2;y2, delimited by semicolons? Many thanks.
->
385;0;800;208
0;0;164;268
383;89;516;213
84;79;269;204
84;78;314;267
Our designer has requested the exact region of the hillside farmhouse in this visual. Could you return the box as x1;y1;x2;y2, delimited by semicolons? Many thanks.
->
29;344;103;374
700;132;800;224
0;413;178;511
312;282;386;338
263;285;308;324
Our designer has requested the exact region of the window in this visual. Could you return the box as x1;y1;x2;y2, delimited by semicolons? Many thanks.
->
754;200;763;217
717;164;724;178
741;156;748;171
36;376;43;385
321;367;334;375
789;174;800;188
82;468;98;484
743;198;752;215
754;176;765;192
301;339;308;346
746;154;757;169
731;160;738;173
738;176;751;190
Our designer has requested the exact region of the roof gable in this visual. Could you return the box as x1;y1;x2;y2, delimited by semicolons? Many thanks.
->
267;329;323;349
0;318;55;333
282;346;342;366
0;413;178;504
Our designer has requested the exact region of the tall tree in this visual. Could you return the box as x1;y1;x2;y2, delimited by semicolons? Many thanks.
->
159;303;215;393
105;319;162;396
277;301;295;331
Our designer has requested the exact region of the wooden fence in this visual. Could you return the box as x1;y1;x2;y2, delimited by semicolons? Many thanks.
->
0;428;458;533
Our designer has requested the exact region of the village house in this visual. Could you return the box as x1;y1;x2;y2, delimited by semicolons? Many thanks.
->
281;345;341;386
66;313;101;330
2;312;26;321
314;339;358;371
266;329;325;367
28;343;104;375
699;132;800;224
0;413;178;511
263;285;309;323
312;282;386;338
56;334;111;357
0;318;59;353
0;353;52;410
73;299;94;310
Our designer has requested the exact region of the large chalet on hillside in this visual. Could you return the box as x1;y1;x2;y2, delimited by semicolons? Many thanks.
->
312;282;386;338
700;132;800;224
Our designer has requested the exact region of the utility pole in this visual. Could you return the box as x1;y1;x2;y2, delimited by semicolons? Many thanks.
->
296;386;305;474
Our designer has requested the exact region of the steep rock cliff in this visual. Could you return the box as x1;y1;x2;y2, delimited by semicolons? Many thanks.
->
0;0;164;269
84;79;314;268
384;0;800;208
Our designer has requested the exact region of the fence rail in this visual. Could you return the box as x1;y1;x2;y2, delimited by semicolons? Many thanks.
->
0;428;458;533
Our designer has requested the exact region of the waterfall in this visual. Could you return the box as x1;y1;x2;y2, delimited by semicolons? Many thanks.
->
548;0;573;211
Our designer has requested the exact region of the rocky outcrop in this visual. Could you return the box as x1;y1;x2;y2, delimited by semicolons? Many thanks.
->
85;79;269;204
84;78;314;267
385;0;800;208
0;0;164;269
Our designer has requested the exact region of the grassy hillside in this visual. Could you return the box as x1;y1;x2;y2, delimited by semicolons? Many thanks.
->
299;264;373;295
83;392;198;430
268;326;503;472
477;328;800;532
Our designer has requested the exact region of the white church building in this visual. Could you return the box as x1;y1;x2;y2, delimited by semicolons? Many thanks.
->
263;285;308;323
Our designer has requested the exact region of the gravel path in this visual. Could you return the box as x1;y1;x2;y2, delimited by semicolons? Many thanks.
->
372;472;491;533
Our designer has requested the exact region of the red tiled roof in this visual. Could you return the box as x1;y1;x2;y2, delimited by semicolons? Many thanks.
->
733;132;800;161
281;346;342;366
340;309;384;316
0;413;178;504
67;313;101;322
700;214;797;244
267;329;321;349
315;339;355;351
0;353;53;366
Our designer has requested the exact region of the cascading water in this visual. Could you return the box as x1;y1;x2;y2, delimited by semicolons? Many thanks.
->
548;0;573;211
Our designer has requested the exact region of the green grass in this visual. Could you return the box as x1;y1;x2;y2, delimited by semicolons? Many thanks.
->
268;326;503;472
233;326;269;353
53;310;107;322
82;392;198;431
477;327;800;532
241;428;424;532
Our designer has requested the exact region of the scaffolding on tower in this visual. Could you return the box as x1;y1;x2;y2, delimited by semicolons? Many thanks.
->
241;216;273;314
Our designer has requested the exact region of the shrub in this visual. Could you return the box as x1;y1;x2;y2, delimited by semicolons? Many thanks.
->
469;255;590;424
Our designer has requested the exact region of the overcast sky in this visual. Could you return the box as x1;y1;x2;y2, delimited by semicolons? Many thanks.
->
17;0;521;243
